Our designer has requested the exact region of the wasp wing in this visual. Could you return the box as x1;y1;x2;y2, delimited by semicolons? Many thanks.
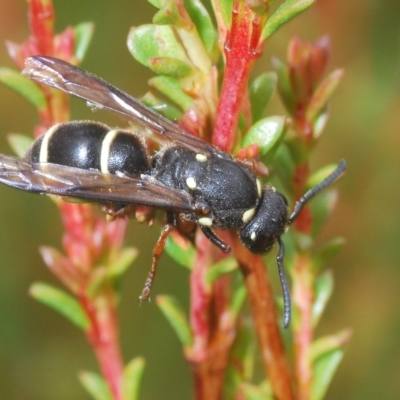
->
0;154;195;212
23;56;223;157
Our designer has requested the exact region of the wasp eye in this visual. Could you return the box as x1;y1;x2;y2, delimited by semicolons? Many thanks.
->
239;187;288;254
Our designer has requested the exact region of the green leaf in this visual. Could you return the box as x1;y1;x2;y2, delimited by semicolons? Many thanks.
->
107;247;138;279
149;57;192;78
156;295;192;346
311;330;352;400
306;69;344;127
165;234;195;269
230;285;247;318
224;321;255;398
73;22;95;62
141;91;183;121
312;108;329;139
249;72;277;122
7;134;33;158
153;0;181;25
309;190;338;238
149;75;194;111
312;350;344;400
242;116;287;162
312;270;333;327
30;282;90;330
184;0;216;53
271;144;295;195
311;329;352;361
313;237;346;272
209;0;232;29
79;371;113;400
123;357;145;400
231;321;255;380
307;162;343;190
147;0;163;8
127;25;192;74
0;68;46;110
206;257;237;285
271;57;295;114
239;382;274;400
262;0;315;40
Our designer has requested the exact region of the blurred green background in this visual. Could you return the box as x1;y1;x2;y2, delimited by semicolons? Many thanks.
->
0;1;399;399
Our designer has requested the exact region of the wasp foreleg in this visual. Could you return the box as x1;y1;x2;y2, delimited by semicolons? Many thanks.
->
139;215;175;301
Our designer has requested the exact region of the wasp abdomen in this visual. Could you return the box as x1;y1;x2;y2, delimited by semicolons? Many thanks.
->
26;121;150;176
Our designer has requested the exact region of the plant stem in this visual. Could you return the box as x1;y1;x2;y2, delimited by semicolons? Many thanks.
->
231;235;295;400
188;234;235;400
82;291;124;400
212;2;263;152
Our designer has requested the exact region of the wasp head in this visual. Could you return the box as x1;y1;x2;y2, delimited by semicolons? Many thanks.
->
239;187;289;254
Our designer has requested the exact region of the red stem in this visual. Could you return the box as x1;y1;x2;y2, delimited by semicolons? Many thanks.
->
232;236;294;400
212;2;262;152
188;233;235;400
82;292;124;400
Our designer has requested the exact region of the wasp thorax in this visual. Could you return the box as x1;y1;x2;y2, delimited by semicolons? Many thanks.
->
239;187;289;254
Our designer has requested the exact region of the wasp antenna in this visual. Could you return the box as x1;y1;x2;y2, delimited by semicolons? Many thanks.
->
289;159;347;224
277;238;291;328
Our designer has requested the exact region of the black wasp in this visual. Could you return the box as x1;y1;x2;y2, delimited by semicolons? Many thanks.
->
0;56;346;327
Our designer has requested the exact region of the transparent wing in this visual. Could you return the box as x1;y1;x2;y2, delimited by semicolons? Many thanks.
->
23;56;223;156
0;154;195;212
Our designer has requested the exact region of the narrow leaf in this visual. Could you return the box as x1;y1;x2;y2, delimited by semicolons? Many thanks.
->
107;247;138;279
306;69;344;125
307;162;344;190
123;357;146;400
312;270;334;327
311;329;352;361
149;57;192;78
153;0;181;25
230;285;247;318
30;282;90;330
165;234;195;269
224;322;255;398
79;371;113;400
149;75;194;111
262;0;315;40
0;68;46;110
312;108;329;139
156;295;192;346
147;0;162;8
249;72;277;122
206;257;238;285
309;190;338;238
184;0;216;53
73;22;95;62
7;134;33;158
271;57;295;114
141;91;182;120
240;382;274;400
313;237;346;272
311;330;352;400
209;0;232;29
312;350;344;400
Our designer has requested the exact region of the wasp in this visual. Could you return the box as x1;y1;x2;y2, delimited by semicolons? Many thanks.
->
0;56;346;327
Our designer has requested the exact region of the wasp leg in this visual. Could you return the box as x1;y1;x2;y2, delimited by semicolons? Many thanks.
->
139;214;175;301
199;225;230;252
